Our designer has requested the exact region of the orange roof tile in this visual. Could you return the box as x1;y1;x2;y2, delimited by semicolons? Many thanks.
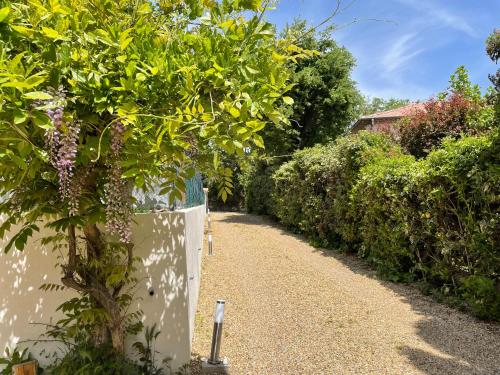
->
360;102;425;120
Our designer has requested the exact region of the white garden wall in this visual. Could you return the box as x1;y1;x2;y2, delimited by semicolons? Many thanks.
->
0;205;205;370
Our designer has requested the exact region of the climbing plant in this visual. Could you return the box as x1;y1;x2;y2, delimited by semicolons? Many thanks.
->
0;0;305;353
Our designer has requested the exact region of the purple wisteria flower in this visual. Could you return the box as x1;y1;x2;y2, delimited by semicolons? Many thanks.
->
43;87;81;216
105;120;132;243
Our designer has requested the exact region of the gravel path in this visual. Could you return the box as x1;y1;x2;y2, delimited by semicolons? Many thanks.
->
190;212;500;375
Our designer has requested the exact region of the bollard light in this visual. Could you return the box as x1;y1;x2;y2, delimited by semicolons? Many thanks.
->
201;300;229;373
208;233;213;255
209;300;225;365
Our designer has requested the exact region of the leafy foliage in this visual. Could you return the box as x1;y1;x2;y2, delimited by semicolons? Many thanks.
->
0;0;302;353
399;66;495;158
486;29;500;118
486;29;500;63
412;135;500;318
399;93;478;158
41;321;167;374
272;131;397;247
260;20;362;154
132;324;164;375
351;154;418;282
0;347;40;375
206;155;244;211
269;131;500;319
240;157;281;215
47;343;140;375
359;97;410;116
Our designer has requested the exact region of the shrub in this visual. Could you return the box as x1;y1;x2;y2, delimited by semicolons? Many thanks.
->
272;131;399;247
0;347;40;375
352;134;500;318
268;130;500;319
413;135;500;318
351;154;420;282
48;343;140;375
46;324;166;375
400;94;477;157
240;158;280;216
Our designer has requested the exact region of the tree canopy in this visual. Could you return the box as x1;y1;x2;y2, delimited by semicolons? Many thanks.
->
260;20;362;155
360;97;410;116
486;29;500;118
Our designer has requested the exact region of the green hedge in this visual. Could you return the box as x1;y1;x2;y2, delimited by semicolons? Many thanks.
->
272;132;398;247
268;131;500;320
240;158;280;216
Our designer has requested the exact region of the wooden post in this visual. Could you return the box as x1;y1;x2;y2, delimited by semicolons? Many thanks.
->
12;360;37;375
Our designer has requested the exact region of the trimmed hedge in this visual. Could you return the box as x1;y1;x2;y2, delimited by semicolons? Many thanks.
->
272;132;399;247
267;131;500;320
240;158;280;216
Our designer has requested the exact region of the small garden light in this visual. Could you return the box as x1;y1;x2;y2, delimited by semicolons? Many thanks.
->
209;300;225;364
201;300;229;374
208;233;213;256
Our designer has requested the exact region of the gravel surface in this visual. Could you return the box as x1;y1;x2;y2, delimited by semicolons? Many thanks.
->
190;212;500;375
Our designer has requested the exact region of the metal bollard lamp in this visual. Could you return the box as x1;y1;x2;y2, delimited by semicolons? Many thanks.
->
208;233;213;256
201;300;229;373
209;299;225;364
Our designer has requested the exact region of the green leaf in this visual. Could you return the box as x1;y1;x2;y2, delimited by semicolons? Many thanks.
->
41;26;62;39
11;25;34;36
23;91;53;100
14;108;28;124
122;168;140;178
213;153;220;170
135;174;145;188
229;107;240;119
0;6;10;23
4;224;39;253
246;66;259;74
283;96;294;105
32;111;52;129
253;134;265;148
120;37;133;51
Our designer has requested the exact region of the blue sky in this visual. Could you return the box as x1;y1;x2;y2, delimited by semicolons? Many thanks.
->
265;0;499;100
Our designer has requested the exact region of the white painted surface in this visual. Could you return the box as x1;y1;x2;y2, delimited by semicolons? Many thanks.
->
0;205;205;370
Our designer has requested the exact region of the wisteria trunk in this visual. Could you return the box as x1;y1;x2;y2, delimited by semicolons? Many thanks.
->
61;223;130;354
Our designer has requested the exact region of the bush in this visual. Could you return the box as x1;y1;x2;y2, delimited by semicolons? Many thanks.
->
400;94;477;157
240;158;280;216
48;343;140;375
352;134;500;318
413;135;500;318
272;131;398;247
351;154;419;282
46;324;167;375
268;131;500;319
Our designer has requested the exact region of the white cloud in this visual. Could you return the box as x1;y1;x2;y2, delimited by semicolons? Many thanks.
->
381;32;425;73
395;0;477;37
356;79;433;101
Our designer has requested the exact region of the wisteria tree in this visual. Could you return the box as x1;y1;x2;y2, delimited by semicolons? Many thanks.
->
0;0;304;352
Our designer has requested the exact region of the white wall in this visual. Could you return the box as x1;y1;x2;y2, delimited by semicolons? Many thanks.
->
0;205;205;371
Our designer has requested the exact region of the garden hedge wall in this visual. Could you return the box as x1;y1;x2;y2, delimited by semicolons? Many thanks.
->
251;131;500;320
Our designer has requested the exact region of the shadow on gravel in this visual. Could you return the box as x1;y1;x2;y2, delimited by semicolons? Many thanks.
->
218;212;500;375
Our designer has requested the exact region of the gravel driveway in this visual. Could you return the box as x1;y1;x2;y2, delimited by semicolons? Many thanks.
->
190;212;500;375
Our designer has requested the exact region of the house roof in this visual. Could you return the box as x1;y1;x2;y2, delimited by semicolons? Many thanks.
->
359;102;425;120
349;102;425;133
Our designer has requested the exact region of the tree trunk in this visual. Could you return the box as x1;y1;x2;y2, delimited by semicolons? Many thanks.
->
62;222;132;354
110;321;125;354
